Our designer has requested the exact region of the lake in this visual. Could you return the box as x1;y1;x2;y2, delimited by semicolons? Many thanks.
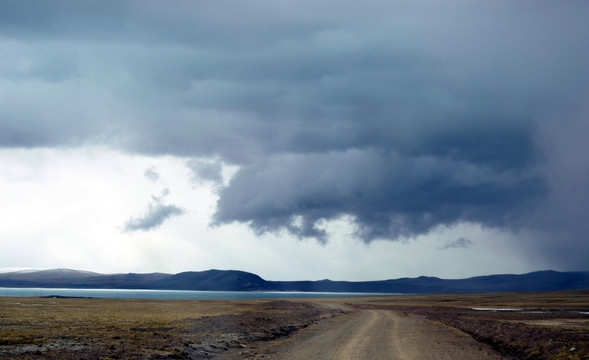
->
0;287;392;299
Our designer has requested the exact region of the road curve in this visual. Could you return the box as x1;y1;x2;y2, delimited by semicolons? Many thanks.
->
237;309;509;360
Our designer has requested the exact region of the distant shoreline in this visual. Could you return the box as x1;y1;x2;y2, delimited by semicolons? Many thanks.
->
0;287;396;299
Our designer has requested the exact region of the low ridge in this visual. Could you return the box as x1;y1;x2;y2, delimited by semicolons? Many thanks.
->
0;269;587;294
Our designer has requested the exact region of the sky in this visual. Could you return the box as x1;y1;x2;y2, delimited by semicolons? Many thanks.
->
1;1;588;281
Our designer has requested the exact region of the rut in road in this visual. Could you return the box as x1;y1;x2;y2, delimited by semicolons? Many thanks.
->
263;310;509;360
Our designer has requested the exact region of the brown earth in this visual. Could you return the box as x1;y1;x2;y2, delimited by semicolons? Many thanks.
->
0;290;588;360
219;308;509;360
342;291;589;360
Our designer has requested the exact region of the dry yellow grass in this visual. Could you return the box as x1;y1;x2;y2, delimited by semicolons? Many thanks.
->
0;297;337;359
0;297;271;359
316;289;589;310
1;291;588;359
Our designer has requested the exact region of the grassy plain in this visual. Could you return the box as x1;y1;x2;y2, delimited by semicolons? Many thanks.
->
0;291;588;359
0;297;337;359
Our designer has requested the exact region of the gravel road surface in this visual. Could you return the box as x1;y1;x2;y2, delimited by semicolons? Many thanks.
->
224;309;509;359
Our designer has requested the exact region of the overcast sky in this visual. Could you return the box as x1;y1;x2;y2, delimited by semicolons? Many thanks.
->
1;1;588;281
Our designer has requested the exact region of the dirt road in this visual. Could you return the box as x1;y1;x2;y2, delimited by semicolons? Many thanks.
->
224;309;509;359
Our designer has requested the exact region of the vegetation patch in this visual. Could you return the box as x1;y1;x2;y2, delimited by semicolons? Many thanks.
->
0;297;344;359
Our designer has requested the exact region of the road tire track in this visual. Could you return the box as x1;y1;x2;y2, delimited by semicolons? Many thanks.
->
233;310;510;360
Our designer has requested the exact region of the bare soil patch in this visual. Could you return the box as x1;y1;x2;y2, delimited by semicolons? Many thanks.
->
346;290;589;360
223;309;509;360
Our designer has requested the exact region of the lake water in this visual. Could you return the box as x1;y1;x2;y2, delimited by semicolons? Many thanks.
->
0;287;392;299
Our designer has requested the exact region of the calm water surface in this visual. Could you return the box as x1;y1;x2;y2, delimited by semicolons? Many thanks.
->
0;287;393;299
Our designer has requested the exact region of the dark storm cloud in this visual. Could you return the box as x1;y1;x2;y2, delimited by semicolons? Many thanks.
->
1;1;589;268
212;149;546;242
438;238;474;251
124;190;185;232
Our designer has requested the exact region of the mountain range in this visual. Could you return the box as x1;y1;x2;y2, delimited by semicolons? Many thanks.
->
1;269;588;294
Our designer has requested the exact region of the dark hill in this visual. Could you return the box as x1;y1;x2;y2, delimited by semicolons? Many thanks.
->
0;269;588;294
0;269;170;289
152;269;268;291
80;272;171;289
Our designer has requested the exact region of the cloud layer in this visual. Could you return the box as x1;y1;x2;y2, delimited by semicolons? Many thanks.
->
438;237;474;251
1;1;589;269
124;191;185;232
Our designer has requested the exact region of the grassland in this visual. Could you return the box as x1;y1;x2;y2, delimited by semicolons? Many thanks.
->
0;291;588;359
0;297;342;359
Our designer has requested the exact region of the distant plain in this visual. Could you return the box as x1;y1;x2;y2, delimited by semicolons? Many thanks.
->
0;291;588;359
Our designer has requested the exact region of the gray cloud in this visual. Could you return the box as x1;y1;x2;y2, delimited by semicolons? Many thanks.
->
438;237;474;251
213;149;545;242
187;159;223;185
124;190;185;232
144;167;160;182
1;1;589;268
